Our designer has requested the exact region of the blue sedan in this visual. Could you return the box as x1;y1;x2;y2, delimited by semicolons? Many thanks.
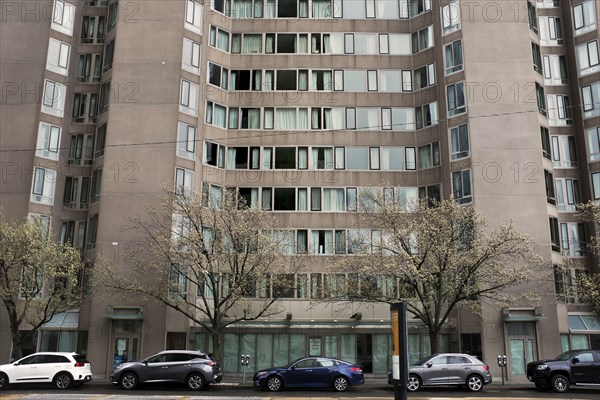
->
253;357;364;392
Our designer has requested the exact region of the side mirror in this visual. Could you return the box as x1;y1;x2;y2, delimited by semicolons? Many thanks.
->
426;362;433;368
143;360;149;365
13;362;19;366
290;365;296;370
572;357;579;364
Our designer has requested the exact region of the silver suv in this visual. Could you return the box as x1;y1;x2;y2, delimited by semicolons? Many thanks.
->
110;350;222;390
406;353;492;392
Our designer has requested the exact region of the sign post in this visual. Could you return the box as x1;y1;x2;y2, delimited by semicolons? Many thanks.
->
391;302;408;400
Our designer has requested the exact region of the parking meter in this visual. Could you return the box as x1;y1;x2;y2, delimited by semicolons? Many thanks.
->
241;355;250;384
497;354;507;385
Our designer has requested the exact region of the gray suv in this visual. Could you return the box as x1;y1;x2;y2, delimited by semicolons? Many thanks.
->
110;350;222;390
405;353;492;392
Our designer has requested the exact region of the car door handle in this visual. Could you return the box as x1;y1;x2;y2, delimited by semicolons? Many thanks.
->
161;366;169;369
305;369;313;372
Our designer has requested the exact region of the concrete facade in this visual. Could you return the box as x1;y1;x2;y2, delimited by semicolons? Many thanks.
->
1;0;599;381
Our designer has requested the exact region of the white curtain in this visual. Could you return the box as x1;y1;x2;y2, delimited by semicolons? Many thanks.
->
298;70;308;90
298;34;308;53
298;108;308;129
251;147;260;169
299;0;309;17
250;188;259;207
243;34;262;53
217;30;229;51
323;34;331;53
298;148;308;169
264;108;274;129
247;109;260;129
311;108;320;129
214;104;227;128
265;35;274;53
298;188;307;210
228;108;239;128
323;188;344;211
263;147;272;169
231;34;241;53
232;0;252;18
276;108;297;129
227;148;236;169
324;108;332;129
323;71;332;90
253;70;262;90
264;70;274;91
312;0;330;18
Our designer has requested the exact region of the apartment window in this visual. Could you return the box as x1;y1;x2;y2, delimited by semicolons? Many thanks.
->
535;83;546;115
549;217;560;252
408;0;432;17
103;40;115;72
411;26;433;53
576;41;600;76
540;16;563;45
447;83;466;116
592;172;600;200
46;38;69;75
582;82;600;118
413;64;435;90
81;16;106;44
445;40;463;75
177;122;196;160
31;167;57;205
180;80;199;117
441;0;461;35
72;93;98;124
36;123;61;161
41;80;66;117
209;26;229;52
185;0;203;34
418;142;440;169
311;33;332;53
208;62;228;89
543;54;567;84
95;124;106;158
555;178;579;212
52;0;75;36
415;102;438;128
450;124;469;160
528;1;538;33
551;135;577;168
554;265;574;303
87;214;98;249
213;0;231;16
182;38;201;75
312;70;333;91
107;1;118;31
203;141;225;168
90;169;102;202
68;134;94;166
573;0;597;35
99;81;111;113
273;188;295;211
541;126;551;160
561;223;586;257
452;169;471;204
547;95;572;126
311;230;333;254
77;54;102;82
544;169;556;204
169;265;188;301
531;43;542;74
419;184;441;206
586;127;600;162
175;168;194;195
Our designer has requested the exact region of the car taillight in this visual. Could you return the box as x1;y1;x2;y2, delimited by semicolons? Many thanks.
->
206;361;217;366
74;362;86;367
351;367;362;372
482;365;489;371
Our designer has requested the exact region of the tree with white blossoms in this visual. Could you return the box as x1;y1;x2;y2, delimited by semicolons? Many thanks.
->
568;201;600;318
336;195;542;354
0;211;85;360
97;188;302;362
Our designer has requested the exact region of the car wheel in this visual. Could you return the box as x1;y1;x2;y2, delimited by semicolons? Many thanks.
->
119;372;138;390
266;375;283;392
534;381;548;391
407;374;421;392
54;372;72;389
551;374;570;393
465;374;484;392
186;373;206;390
0;372;8;389
333;375;349;392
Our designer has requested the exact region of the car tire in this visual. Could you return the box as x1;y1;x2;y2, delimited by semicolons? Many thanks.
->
266;375;283;392
551;374;570;393
0;372;8;390
407;374;421;392
53;372;72;389
465;374;484;392
333;375;349;392
119;372;139;390
535;381;548;391
186;373;206;390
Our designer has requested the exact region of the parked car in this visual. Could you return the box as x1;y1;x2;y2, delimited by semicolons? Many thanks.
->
399;353;492;392
0;352;92;390
253;356;364;392
109;350;222;390
526;349;600;393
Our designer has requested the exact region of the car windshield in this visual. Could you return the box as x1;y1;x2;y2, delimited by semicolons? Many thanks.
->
74;354;89;363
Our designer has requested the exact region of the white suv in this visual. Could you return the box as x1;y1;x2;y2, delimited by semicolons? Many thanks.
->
0;352;92;389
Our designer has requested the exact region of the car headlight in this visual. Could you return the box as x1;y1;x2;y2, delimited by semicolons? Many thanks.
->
536;364;548;371
255;371;268;377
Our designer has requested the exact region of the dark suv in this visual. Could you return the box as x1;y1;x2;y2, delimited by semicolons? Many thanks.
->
110;350;222;390
526;349;600;393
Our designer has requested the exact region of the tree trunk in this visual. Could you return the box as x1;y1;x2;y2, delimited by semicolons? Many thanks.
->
428;328;441;354
11;328;23;360
211;331;223;364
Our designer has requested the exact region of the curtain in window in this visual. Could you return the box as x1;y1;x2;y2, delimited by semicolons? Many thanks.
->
264;70;274;90
243;34;262;53
323;188;344;211
298;148;308;169
214;104;227;128
253;70;262;90
418;146;431;169
298;108;308;129
312;0;330;18
247;109;260;129
298;188;307;210
324;108;332;129
263;147;272;169
217;30;229;51
250;147;260;169
231;34;241;53
298;35;308;53
227;148;236;169
233;0;252;18
323;34;331;53
265;34;274;52
276;108;297;129
298;71;308;90
254;0;263;17
264;108;274;129
228;108;239;128
311;108;320;129
312;231;333;254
